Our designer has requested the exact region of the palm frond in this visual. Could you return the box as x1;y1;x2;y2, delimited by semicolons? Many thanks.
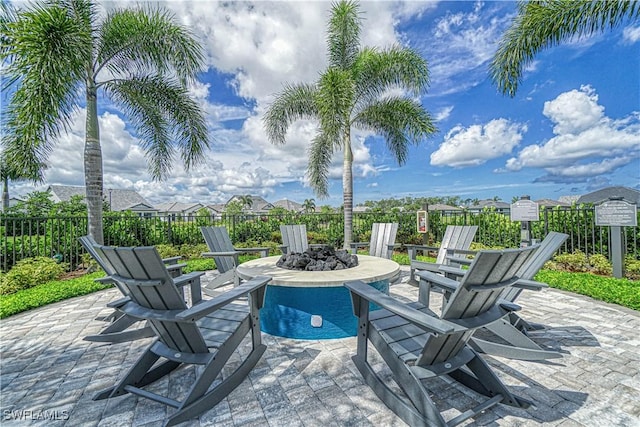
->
491;0;639;97
103;76;208;180
355;97;437;165
97;6;204;85
316;68;354;148
327;0;361;69
263;83;319;145
307;132;334;198
353;45;430;106
1;1;91;180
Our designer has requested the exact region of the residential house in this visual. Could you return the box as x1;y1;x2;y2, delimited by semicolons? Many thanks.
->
577;186;640;205
226;195;275;214
47;185;157;216
466;199;510;212
156;202;206;220
273;199;305;212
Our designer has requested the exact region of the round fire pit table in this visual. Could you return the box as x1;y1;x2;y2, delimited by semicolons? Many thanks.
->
236;255;400;339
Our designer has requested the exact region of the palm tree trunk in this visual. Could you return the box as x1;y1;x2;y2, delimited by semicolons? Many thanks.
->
2;175;9;212
85;77;104;244
342;132;353;249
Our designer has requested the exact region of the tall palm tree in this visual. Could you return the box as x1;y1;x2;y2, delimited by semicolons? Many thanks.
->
1;0;208;243
264;0;436;248
491;0;639;97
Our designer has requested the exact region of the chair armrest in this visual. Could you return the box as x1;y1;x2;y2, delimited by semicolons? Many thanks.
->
233;247;270;257
445;255;473;266
106;296;130;308
344;280;460;335
166;263;187;272
96;276;115;285
173;271;205;287
438;265;466;278
417;270;459;293
162;256;182;265
350;242;368;254
201;251;240;258
513;279;548;291
405;244;440;261
177;276;272;321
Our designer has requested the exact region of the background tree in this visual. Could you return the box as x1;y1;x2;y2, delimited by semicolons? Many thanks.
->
491;0;639;96
264;0;436;247
1;0;208;243
302;198;316;213
238;195;254;212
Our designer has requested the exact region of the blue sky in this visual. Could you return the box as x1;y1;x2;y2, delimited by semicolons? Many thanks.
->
7;1;640;207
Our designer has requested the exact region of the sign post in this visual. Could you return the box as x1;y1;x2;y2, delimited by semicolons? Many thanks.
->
417;208;428;245
510;196;539;247
595;198;637;278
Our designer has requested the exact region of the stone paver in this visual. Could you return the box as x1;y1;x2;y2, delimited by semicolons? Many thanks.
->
1;267;639;426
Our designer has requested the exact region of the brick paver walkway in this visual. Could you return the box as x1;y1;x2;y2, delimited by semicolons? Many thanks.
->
1;267;639;426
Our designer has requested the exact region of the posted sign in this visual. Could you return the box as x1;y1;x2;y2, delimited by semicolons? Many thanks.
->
510;200;539;222
417;210;427;233
595;200;637;226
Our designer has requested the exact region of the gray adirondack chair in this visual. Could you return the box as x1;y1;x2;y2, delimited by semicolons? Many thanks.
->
91;243;271;427
279;224;326;254
79;235;204;343
350;222;399;259
406;225;478;285
427;232;569;360
345;246;538;427
200;226;269;289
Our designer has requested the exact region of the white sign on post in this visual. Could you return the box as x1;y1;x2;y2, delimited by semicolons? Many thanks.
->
510;200;539;222
595;200;638;226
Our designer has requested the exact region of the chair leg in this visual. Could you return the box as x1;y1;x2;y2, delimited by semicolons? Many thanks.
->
449;350;531;409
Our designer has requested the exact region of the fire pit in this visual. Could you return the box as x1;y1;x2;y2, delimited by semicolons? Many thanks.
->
276;247;358;271
236;255;400;339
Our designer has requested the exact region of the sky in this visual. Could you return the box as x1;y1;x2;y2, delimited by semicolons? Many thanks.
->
4;0;640;207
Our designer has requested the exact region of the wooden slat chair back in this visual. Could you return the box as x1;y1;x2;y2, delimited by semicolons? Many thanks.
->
345;246;537;426
200;226;238;275
418;248;536;366
91;243;270;427
407;225;478;284
435;225;478;265
79;236;203;343
500;231;568;303
199;226;270;290
280;224;309;254
367;223;398;259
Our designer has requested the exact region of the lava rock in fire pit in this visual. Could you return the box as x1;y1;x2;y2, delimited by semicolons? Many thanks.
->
276;247;358;271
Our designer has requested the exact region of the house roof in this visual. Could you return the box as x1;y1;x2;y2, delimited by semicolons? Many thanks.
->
273;199;304;212
534;198;571;208
226;195;274;212
47;185;156;212
155;202;204;213
577;186;640;205
428;203;462;211
468;199;510;209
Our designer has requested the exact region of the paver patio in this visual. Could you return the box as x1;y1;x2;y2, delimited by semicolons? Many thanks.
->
1;266;639;426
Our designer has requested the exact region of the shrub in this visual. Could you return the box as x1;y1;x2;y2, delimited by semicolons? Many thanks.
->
155;244;181;259
589;254;613;276
0;257;67;295
550;251;589;272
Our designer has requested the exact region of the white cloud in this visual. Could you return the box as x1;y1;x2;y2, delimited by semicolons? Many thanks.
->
623;25;640;44
435;106;454;122
430;118;527;167
506;86;640;181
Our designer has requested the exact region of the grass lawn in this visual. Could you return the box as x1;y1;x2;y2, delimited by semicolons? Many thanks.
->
1;255;638;319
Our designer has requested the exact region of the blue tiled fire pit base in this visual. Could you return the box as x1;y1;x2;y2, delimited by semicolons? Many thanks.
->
260;279;389;340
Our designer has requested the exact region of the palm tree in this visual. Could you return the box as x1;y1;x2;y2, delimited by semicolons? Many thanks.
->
302;198;316;213
1;0;208;243
264;0;436;248
238;195;254;212
0;156;44;212
491;0;639;96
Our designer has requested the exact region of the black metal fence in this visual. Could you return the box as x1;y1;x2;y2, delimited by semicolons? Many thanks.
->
1;207;638;272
